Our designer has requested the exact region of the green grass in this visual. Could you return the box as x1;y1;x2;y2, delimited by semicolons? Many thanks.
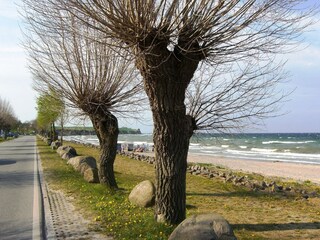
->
0;137;15;142
37;138;320;240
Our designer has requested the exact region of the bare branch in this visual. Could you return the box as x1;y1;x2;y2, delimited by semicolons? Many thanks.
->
186;58;290;132
22;0;145;119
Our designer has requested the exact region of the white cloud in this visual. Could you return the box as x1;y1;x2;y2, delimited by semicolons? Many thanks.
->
287;45;320;68
0;1;20;19
0;46;24;53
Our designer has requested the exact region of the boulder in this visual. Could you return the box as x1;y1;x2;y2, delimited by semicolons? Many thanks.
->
57;145;77;158
129;180;155;208
68;156;97;172
51;141;62;150
61;152;75;160
169;213;237;240
83;167;99;183
67;156;99;183
271;183;280;192
44;137;52;146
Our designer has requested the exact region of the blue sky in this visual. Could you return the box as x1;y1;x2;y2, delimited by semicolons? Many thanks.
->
0;1;319;133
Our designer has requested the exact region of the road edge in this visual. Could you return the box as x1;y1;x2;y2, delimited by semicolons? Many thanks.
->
36;147;57;240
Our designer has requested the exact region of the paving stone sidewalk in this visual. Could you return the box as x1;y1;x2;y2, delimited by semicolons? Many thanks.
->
38;155;112;239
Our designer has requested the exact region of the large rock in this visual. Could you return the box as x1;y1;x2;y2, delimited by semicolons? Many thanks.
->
57;145;77;158
129;180;155;208
68;155;97;172
51;140;62;150
61;152;75;160
44;137;52;146
169;214;237;240
67;156;99;183
83;168;99;183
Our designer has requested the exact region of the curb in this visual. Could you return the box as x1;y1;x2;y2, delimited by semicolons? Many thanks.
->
36;149;56;240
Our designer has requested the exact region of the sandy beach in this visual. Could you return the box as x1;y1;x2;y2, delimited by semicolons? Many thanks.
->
137;151;320;184
188;153;320;184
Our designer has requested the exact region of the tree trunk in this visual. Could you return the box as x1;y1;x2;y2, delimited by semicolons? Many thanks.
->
90;112;119;189
60;116;64;145
51;122;57;141
60;125;63;145
136;44;200;224
152;106;195;224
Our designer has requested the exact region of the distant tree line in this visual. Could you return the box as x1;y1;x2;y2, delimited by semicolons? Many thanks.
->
56;127;141;136
0;97;19;139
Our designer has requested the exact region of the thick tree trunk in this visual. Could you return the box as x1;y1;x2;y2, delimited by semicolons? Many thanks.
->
136;43;200;224
90;112;119;189
152;107;194;223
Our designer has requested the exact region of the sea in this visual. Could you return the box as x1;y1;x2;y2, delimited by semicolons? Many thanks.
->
64;133;320;165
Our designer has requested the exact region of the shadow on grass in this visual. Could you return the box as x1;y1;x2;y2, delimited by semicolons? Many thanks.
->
186;204;197;209
40;150;59;155
232;222;320;232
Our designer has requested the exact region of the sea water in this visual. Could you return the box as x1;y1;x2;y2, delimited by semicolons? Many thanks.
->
64;133;320;165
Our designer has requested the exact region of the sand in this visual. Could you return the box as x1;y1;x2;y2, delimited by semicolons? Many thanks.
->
188;153;320;184
138;151;320;184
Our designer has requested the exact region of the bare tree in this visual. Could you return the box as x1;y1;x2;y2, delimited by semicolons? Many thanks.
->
0;97;18;138
37;0;316;223
22;0;143;188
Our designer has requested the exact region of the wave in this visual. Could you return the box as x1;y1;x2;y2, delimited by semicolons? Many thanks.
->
226;149;320;161
251;148;278;153
190;143;201;146
87;138;99;141
63;134;320;165
194;151;320;165
262;141;316;145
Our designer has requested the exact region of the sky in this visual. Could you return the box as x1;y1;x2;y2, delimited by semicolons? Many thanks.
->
0;1;319;133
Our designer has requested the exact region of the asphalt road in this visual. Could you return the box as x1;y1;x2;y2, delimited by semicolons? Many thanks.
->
0;136;42;240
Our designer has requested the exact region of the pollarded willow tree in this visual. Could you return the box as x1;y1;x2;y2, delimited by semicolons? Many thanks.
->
51;0;315;223
22;0;143;188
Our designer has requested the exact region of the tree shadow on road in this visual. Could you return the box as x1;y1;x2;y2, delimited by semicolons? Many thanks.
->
0;219;33;240
0;170;34;188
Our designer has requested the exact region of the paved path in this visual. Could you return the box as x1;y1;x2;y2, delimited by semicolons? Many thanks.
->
0;136;42;240
37;138;111;240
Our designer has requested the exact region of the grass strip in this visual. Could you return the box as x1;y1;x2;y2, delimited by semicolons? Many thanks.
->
37;138;320;240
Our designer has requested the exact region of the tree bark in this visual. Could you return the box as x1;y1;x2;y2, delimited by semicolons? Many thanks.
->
60;118;64;145
51;122;57;141
136;42;200;224
152;106;195;224
90;112;119;189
